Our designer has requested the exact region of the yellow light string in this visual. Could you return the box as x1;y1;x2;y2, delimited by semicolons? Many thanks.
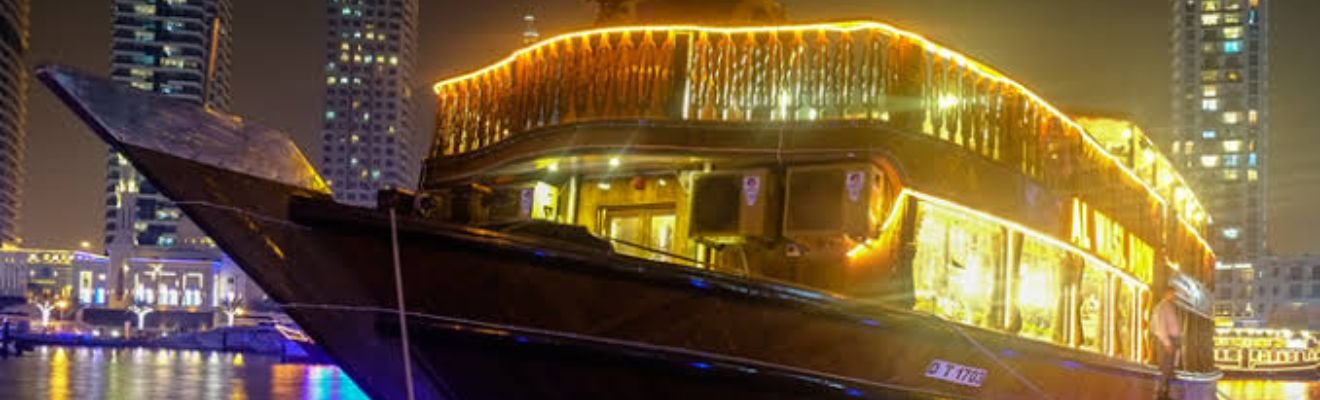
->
432;21;1214;257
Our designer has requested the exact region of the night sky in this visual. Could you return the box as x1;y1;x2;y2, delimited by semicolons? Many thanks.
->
20;1;1320;256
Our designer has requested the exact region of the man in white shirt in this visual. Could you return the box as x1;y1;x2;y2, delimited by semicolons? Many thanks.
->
1151;290;1182;400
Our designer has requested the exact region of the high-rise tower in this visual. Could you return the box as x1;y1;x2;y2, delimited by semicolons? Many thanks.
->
522;13;539;45
0;0;29;246
1171;0;1269;265
106;0;234;303
320;0;419;206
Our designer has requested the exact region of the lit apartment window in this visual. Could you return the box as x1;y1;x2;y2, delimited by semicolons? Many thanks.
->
1223;27;1243;39
1202;99;1219;111
1224;41;1242;53
1223;140;1242;152
134;4;156;15
1223;227;1240;240
1248;169;1258;181
1248;110;1259;124
1202;1;1220;12
1203;85;1218;97
325;111;336;120
1224;155;1239;167
1223;169;1239;181
1223;111;1242;124
1201;14;1221;26
1202;130;1217;139
1200;154;1220;167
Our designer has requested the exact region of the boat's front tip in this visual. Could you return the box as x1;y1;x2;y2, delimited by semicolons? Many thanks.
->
34;64;331;195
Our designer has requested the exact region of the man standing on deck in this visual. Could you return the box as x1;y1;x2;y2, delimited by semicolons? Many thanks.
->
1152;289;1182;400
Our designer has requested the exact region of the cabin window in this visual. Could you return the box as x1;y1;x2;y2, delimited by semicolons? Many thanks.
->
601;205;679;263
1077;261;1108;353
1113;278;1136;361
1013;236;1066;344
911;202;1004;329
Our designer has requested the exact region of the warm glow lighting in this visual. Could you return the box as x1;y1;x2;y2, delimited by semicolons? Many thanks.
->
936;94;959;109
906;188;1148;288
547;161;559;172
608;157;621;168
433;21;1214;257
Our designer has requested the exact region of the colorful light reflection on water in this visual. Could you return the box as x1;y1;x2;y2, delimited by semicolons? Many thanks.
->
1219;379;1320;400
0;346;367;400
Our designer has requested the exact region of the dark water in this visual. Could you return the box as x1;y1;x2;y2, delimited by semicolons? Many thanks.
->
0;346;1313;399
0;346;367;400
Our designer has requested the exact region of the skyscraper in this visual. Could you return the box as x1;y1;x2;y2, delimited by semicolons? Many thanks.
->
320;0;419;206
106;0;233;303
0;0;29;246
1171;0;1269;264
522;13;539;45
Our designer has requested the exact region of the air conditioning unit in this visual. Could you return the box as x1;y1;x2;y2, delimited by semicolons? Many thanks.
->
783;163;886;237
688;169;775;240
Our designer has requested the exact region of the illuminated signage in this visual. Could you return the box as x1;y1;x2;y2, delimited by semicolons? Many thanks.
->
1071;198;1154;283
24;251;75;266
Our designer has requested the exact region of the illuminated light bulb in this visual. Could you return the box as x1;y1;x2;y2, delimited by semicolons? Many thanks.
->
608;157;621;168
597;182;612;191
547;161;559;172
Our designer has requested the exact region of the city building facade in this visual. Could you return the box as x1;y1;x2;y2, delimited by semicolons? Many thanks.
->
1215;255;1320;329
0;0;30;246
319;0;419;206
1170;0;1270;264
0;246;262;328
106;0;235;305
0;248;111;307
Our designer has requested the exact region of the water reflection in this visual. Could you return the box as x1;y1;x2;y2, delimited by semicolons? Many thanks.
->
0;346;366;400
1219;380;1320;400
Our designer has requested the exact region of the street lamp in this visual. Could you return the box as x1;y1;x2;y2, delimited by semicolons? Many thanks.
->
128;289;154;331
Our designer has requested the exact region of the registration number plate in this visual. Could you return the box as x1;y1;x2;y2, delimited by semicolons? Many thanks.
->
924;359;987;387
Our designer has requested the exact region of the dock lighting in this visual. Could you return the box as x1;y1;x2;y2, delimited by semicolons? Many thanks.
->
609;157;621;168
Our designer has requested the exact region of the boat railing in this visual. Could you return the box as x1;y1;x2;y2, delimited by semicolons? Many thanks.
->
429;22;1213;263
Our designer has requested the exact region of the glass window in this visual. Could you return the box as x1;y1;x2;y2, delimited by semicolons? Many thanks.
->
1078;261;1107;352
1201;13;1221;25
1013;237;1066;344
1114;279;1136;360
1202;130;1217;139
1223;140;1243;152
1223;111;1242;124
1224;41;1243;53
1202;99;1219;111
912;202;1003;329
603;206;679;262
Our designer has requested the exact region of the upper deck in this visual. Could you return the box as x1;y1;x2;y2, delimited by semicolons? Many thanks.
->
426;21;1214;278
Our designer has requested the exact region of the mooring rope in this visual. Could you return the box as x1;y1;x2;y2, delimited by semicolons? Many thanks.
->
389;208;417;400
